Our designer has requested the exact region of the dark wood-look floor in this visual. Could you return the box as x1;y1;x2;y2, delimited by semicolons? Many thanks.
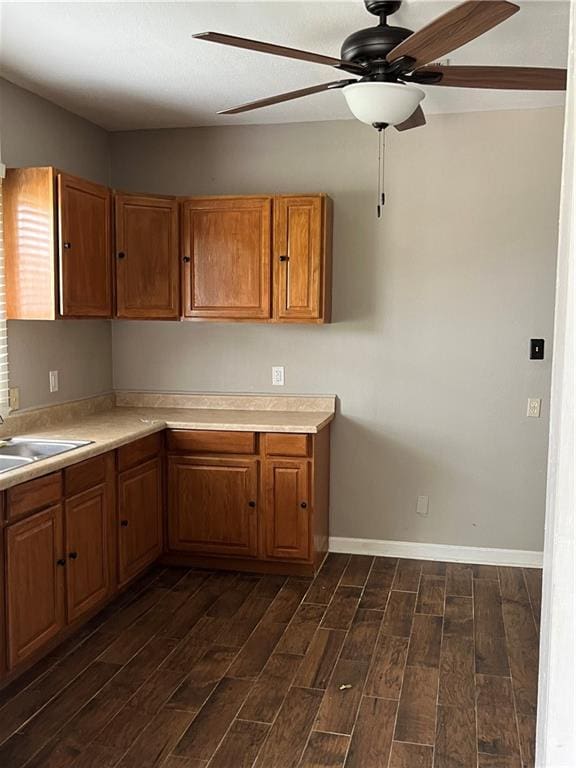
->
0;556;542;768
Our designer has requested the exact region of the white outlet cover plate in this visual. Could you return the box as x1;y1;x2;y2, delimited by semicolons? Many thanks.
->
527;398;542;418
272;366;285;386
49;370;59;393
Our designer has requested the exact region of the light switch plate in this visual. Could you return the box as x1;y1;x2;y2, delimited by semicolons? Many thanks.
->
272;366;285;386
416;495;429;517
527;398;542;418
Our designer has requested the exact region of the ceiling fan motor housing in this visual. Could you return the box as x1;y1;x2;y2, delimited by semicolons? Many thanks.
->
340;24;413;67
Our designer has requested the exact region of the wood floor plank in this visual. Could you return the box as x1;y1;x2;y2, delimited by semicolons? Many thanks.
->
477;699;520;758
501;599;539;716
443;596;473;638
388;741;433;768
477;756;522;768
227;621;288;679
392;559;423;592
517;714;536;768
305;554;350;606
314;658;369;735
321;586;362;630
275;604;326;656
266;579;311;624
208;719;270;768
69;743;123;768
165;646;238;712
445;564;473;597
474;580;510;676
340;609;382;662
0;661;121;768
253;687;324;768
522;569;542;630
173;677;254;761
294;629;346;690
238;653;302;723
340;556;374;588
343;696;396;767
394;666;438;745
498;568;531;604
162;758;208;768
298;731;349;767
406;614;442;668
476;674;515;708
205;574;260;619
415;575;445;615
435;705;477;768
473;565;500;580
117;708;194;768
365;635;408;699
438;635;475;708
421;561;447;575
380;591;416;638
359;561;396;610
213;596;273;648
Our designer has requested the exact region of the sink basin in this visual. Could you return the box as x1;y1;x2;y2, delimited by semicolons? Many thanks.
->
0;438;93;474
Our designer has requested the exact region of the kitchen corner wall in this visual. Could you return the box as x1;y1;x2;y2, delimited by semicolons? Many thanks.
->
111;109;564;552
0;78;113;409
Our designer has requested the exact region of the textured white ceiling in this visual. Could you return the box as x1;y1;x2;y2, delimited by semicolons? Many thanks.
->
0;1;569;131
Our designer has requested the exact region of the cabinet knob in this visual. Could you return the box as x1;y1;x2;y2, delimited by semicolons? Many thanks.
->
279;255;289;262
63;242;72;249
68;551;78;560
300;502;308;509
117;251;126;259
56;558;66;567
182;256;191;263
120;519;129;527
248;500;256;508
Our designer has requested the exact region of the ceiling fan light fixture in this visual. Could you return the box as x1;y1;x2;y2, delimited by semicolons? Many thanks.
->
343;81;425;126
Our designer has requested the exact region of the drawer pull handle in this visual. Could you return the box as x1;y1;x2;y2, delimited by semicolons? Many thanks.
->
68;551;78;560
279;255;289;262
120;519;129;527
248;500;256;508
56;558;66;567
117;251;126;259
63;242;71;249
300;502;308;509
182;256;191;263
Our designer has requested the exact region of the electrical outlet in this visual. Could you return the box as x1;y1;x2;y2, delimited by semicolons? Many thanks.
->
527;398;542;418
416;495;429;517
49;370;59;393
272;366;285;386
9;387;20;411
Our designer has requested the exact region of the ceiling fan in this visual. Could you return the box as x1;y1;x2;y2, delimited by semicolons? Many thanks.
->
193;0;567;132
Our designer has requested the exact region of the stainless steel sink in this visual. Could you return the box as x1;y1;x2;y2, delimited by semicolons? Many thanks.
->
0;438;93;474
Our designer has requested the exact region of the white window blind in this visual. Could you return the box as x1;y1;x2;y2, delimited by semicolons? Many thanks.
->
0;165;9;418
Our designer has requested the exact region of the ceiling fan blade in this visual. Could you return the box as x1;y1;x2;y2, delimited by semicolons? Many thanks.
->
411;65;568;90
387;1;519;69
395;106;426;132
218;80;356;115
194;32;366;74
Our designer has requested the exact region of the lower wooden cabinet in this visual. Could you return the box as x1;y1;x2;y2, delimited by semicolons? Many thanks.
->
65;483;112;622
118;457;163;587
264;459;310;561
168;456;259;557
5;505;66;670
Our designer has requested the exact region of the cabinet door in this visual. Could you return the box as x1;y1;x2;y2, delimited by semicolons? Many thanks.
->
264;459;310;561
6;505;65;670
274;195;329;322
58;173;112;317
118;458;163;587
168;456;258;557
181;197;271;319
115;194;179;319
65;484;111;622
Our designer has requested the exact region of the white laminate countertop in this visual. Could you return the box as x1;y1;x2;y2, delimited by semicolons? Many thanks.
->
0;405;335;491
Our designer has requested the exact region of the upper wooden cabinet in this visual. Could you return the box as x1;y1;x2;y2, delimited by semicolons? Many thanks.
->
274;196;332;323
58;173;112;317
181;196;272;320
4;167;112;319
115;194;180;319
180;194;332;323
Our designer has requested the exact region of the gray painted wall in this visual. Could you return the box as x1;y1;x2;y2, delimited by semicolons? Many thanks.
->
0;78;113;409
111;109;564;551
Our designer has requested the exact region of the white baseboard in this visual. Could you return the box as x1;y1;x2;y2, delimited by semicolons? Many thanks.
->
329;536;543;568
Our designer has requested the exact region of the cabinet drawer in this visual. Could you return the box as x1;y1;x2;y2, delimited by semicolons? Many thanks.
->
65;454;110;497
7;472;63;521
167;430;256;455
117;432;163;472
264;433;310;458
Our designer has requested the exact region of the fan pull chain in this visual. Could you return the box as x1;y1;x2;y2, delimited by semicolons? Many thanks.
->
377;126;386;218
